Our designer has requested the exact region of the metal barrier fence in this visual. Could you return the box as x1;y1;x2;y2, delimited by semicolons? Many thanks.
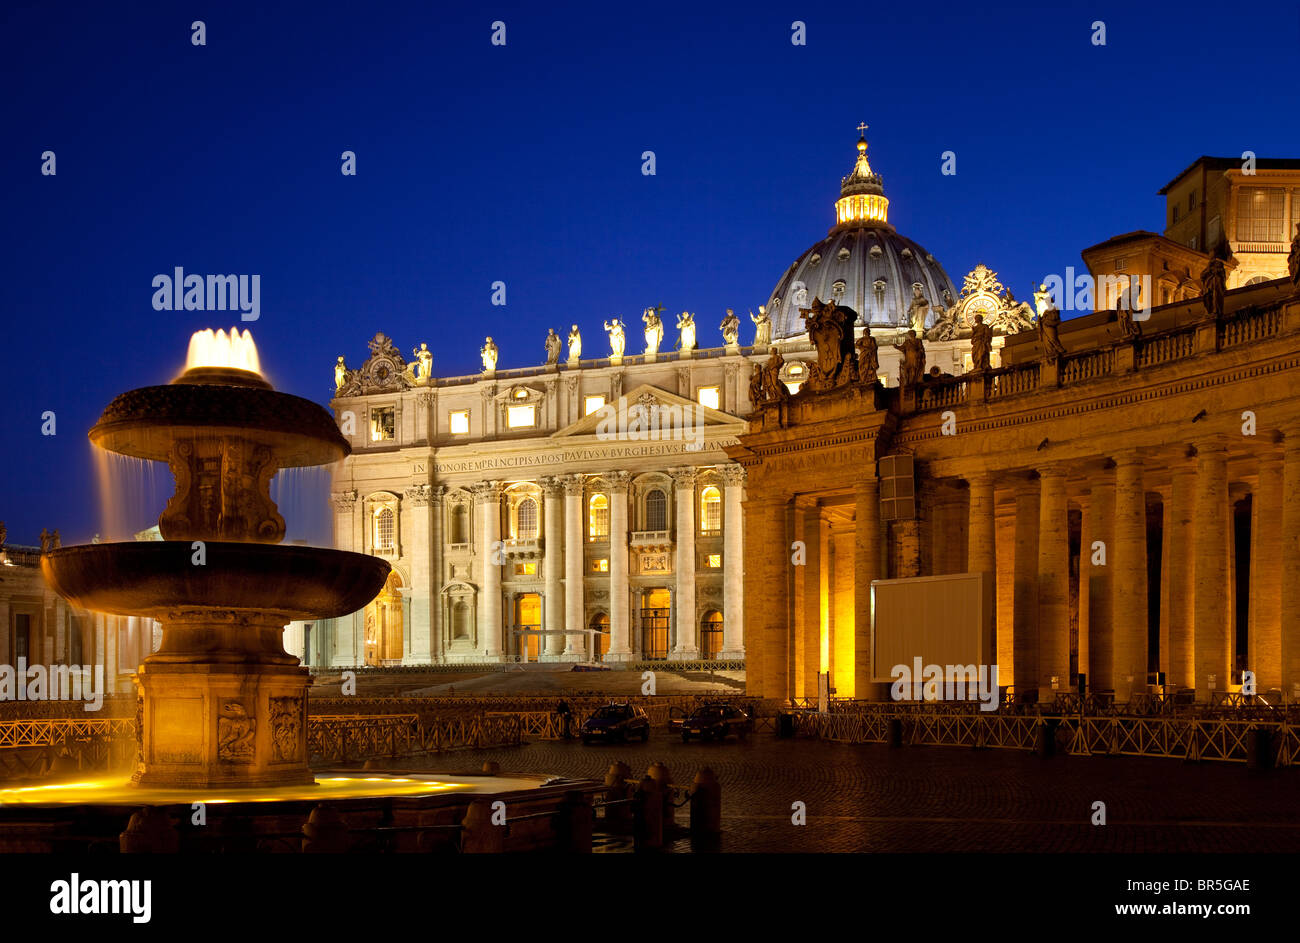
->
307;714;523;763
309;693;760;716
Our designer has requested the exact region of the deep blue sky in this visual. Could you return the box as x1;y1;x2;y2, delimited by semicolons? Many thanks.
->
3;0;1299;546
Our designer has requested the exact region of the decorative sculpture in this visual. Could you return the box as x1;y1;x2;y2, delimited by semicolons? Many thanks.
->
970;313;994;372
906;283;930;335
1116;300;1141;341
604;318;626;358
1038;304;1066;363
39;528;50;554
998;289;1037;332
334;355;348;392
1200;256;1227;319
567;324;582;361
856;328;879;385
747;362;764;408
800;297;856;391
1289;223;1300;289
720;308;740;347
51;529;61;549
0;521;6;548
544;328;562;365
760;347;790;404
676;312;697;352
750;306;772;348
1033;283;1053;319
410;343;433;384
642;306;664;355
893;330;926;386
335;333;412;397
480;337;499;372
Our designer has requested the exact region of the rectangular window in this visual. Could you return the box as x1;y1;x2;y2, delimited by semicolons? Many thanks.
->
1113;257;1127;272
696;386;720;410
1237;187;1285;243
449;410;470;435
370;407;395;441
506;405;537;428
515;562;537;576
592;558;609;573
584;395;606;416
1188;191;1197;211
14;613;30;662
706;553;721;568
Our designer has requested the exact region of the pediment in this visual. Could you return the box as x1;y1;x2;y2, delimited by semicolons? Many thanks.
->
552;384;744;439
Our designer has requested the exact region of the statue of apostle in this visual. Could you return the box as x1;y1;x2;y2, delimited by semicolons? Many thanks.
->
567;324;582;361
544;328;562;365
893;330;926;386
480;337;499;372
969;314;994;372
750;306;772;348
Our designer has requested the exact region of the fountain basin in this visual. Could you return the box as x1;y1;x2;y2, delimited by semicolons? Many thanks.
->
41;542;390;622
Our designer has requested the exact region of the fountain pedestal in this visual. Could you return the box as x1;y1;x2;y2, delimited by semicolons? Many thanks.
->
133;610;313;788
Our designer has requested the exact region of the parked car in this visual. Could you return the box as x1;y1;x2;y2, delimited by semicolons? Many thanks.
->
681;703;753;741
580;703;651;744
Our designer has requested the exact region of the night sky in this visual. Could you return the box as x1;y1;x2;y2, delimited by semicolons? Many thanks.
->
3;0;1298;546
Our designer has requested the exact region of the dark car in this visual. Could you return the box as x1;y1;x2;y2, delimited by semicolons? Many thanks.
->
580;704;651;744
681;703;753;742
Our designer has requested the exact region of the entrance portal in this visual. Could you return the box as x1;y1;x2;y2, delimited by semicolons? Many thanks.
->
514;593;541;662
640;588;670;660
363;571;404;666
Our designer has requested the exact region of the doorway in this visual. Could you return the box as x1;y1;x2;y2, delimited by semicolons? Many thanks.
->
701;610;723;659
640;588;670;660
364;572;404;666
590;612;610;662
515;593;541;662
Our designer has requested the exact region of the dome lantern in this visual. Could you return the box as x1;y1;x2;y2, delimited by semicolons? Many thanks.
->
835;123;889;228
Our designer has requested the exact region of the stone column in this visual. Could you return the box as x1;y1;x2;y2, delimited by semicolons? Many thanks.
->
330;490;359;665
967;475;996;580
1250;452;1283;691
403;484;433;666
671;467;699;659
798;500;823;699
1087;478;1115;692
721;466;746;659
473;482;503;659
429;485;445;663
562;476;586;659
1193;443;1230;701
606;472;633;661
1161;466;1195;689
1037;466;1071;700
541;477;565;660
854;475;881;699
1012;477;1040;697
1281;433;1300;698
760;498;791;698
1112;453;1148;704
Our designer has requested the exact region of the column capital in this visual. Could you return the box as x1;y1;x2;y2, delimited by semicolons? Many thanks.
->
470;481;502;504
669;466;698;489
1283;425;1300;456
331;490;357;510
1110;448;1145;467
539;476;565;498
403;484;432;506
606;470;631;493
1036;462;1071;480
965;472;995;488
561;474;587;496
720;465;747;487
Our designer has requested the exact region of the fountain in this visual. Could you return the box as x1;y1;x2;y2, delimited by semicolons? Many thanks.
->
42;328;390;788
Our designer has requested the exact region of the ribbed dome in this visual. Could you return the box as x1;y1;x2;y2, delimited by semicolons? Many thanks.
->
765;129;959;340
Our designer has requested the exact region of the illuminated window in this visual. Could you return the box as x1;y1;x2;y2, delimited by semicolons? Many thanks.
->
645;489;667;531
515;562;537;576
584;395;606;416
370;407;395;441
696;386;720;410
507;405;536;428
449;410;469;435
592;558;609;573
374;507;395;552
700;486;721;533
516;497;538;539
513;387;528;399
588;493;609;539
1237;187;1285;243
706;553;721;568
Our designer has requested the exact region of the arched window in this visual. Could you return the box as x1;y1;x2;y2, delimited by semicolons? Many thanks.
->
589;493;609;539
516;497;538;539
701;610;724;659
374;507;395;552
700;486;721;533
450;505;468;544
645;489;667;531
453;600;470;639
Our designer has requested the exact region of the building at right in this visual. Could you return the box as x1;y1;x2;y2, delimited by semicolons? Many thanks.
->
732;228;1300;706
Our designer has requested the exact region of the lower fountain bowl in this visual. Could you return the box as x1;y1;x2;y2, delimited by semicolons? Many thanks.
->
41;542;391;621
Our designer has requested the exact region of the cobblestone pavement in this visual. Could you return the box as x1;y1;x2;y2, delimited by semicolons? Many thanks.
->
413;733;1300;852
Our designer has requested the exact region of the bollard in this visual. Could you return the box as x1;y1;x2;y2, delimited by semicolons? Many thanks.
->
689;767;721;836
887;717;903;748
460;798;504;853
119;806;179;854
482;760;500;775
50;750;79;776
604;762;634;832
363;757;385;771
1035;719;1057;757
777;712;794;738
646;761;674;828
302;804;349;853
558;790;594;852
632;775;662;850
1247;727;1273;770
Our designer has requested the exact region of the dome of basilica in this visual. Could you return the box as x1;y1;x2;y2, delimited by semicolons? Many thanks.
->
765;129;959;340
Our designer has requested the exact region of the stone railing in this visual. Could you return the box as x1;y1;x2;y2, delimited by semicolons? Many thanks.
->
1059;347;1115;385
917;377;967;410
1136;327;1196;368
1219;307;1284;349
985;363;1040;401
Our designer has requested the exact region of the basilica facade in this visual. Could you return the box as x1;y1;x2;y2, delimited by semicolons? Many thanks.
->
306;131;1032;668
